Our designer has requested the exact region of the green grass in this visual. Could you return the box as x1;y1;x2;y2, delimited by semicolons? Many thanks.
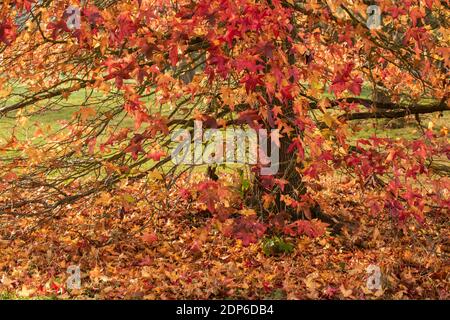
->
319;85;449;140
1;84;447;176
0;89;100;139
352;113;449;140
1;83;447;140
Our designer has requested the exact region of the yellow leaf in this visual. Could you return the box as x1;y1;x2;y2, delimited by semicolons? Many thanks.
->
322;112;335;128
18;286;35;298
339;285;353;298
262;194;274;209
0;86;12;98
95;192;112;206
149;169;163;180
239;208;256;216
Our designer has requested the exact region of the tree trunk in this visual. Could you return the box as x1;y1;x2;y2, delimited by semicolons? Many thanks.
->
246;126;344;233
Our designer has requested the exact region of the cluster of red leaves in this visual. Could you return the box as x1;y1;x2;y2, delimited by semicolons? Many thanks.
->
330;63;363;96
340;134;449;223
284;220;329;238
0;18;16;45
223;216;267;246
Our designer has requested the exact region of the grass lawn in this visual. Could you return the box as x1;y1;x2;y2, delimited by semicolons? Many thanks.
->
0;85;448;179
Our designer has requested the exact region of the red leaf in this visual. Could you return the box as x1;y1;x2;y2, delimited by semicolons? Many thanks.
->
330;63;364;96
387;6;407;19
2;172;18;182
349;77;363;95
124;142;143;160
425;0;435;9
112;13;137;43
178;188;191;201
284;219;328;238
147;150;166;161
196;180;222;213
16;0;36;12
274;178;289;192
47;19;71;39
240;73;264;93
409;8;424;27
82;6;103;25
169;45;179;67
224;216;267;246
0;19;16;45
142;232;158;244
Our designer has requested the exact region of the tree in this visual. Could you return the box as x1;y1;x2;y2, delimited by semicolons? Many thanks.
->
0;0;448;244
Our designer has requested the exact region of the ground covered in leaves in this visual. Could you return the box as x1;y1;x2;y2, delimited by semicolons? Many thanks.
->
0;174;448;300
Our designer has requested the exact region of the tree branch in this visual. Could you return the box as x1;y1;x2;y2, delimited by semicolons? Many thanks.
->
339;101;449;121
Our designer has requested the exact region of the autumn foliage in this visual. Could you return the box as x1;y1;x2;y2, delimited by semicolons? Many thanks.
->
0;0;448;299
